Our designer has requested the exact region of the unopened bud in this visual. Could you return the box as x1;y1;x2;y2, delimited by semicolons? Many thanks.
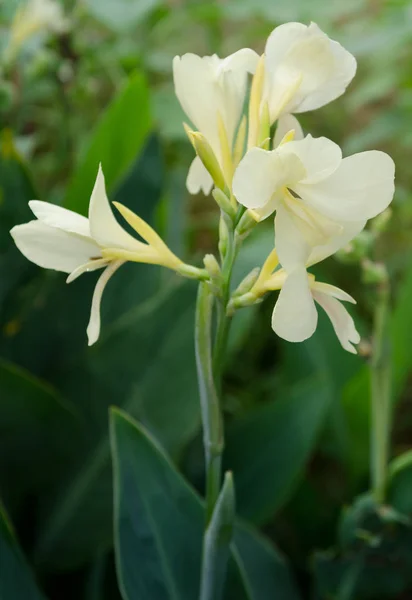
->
232;268;260;298
203;253;222;282
236;209;257;241
212;188;236;218
228;291;260;315
361;259;388;285
177;263;209;281
190;131;226;191
218;214;229;258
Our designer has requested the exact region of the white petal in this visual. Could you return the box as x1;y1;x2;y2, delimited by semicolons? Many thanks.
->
186;156;214;195
280;135;342;184
219;48;259;74
10;220;100;274
66;258;108;283
88;165;143;251
271;267;318;342
275;203;310;271
313;291;360;354
232;148;279;210
296;151;395;222
307;219;366;266
86;260;124;346
311;281;356;304
273;114;303;147
29;200;91;238
265;22;310;67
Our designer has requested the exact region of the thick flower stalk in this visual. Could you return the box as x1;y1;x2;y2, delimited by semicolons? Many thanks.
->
11;165;203;345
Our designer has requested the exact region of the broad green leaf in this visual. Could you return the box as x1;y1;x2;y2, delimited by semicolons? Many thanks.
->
64;72;151;215
110;408;300;600
0;359;78;513
224;378;332;524
0;505;46;599
388;450;412;514
34;281;200;569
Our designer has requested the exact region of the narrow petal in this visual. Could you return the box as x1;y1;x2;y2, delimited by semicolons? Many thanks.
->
66;258;108;283
311;281;356;304
275;203;311;271
29;200;91;238
10;220;100;273
187;156;214;195
273;114;304;147
86;260;124;346
307;219;366;266
271;267;318;342
313;291;360;354
280;135;342;184
297;151;395;222
88;165;144;251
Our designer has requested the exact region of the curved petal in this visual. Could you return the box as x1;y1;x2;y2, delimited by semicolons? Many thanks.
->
219;48;259;74
280;135;342;184
273;114;303;147
311;281;356;303
10;220;100;274
187;156;214;195
66;258;108;283
275;203;311;271
88;165;144;251
313;291;360;354
297;151;395;222
86;260;124;346
232;148;278;210
272;267;318;342
29;200;91;238
265;22;309;66
307;219;366;266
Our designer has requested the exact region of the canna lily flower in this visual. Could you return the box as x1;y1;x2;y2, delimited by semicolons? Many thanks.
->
173;49;259;195
232;134;395;271
261;22;357;128
10;166;184;346
6;0;69;61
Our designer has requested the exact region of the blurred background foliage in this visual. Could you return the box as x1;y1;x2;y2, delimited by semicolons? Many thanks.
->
1;0;412;598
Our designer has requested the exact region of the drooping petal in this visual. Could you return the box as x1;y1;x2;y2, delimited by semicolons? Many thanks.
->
10;220;100;273
273;114;304;147
311;281;356;304
312;291;360;354
29;200;91;238
296;151;395;222
88;165;144;252
275;203;311;271
232;148;278;209
280;135;342;184
307;219;366;266
271;267;318;342
186;156;214;195
66;258;108;283
86;260;124;346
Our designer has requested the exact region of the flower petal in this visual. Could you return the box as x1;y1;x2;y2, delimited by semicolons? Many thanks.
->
218;48;259;74
66;258;108;283
187;156;214;195
273;114;304;147
312;291;360;353
86;260;124;346
29;200;91;238
275;203;311;271
233;148;278;209
311;281;356;304
307;219;366;266
280;135;342;185
10;220;100;273
88;165;144;251
271;267;318;342
296;151;395;222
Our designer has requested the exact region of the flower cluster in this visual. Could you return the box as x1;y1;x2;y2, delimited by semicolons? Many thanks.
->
10;21;395;352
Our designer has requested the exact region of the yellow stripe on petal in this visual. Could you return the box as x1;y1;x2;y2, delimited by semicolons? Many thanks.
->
248;54;265;149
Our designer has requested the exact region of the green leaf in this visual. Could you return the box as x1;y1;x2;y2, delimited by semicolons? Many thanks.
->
64;72;151;215
110;408;300;600
0;505;47;599
224;377;332;524
0;359;78;513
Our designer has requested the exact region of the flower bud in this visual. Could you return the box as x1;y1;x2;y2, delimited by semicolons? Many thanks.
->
218;214;229;258
203;253;222;283
212;188;236;218
232;267;260;297
189;131;226;191
235;209;257;241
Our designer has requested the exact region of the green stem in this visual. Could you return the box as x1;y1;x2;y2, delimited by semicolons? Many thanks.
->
195;282;224;522
370;279;392;504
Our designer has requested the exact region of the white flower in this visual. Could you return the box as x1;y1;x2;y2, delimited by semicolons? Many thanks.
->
262;22;357;125
269;266;360;353
173;49;259;194
232;134;395;271
7;0;69;60
10;166;183;346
